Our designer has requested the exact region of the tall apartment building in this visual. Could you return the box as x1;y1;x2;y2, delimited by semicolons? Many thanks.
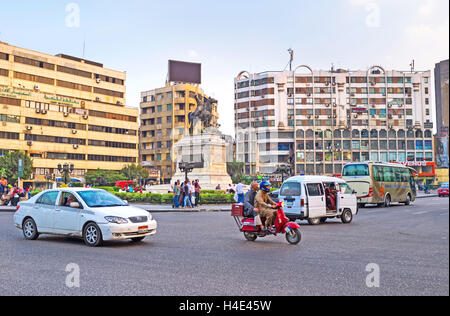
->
234;66;435;178
434;59;449;136
140;83;219;183
0;42;139;181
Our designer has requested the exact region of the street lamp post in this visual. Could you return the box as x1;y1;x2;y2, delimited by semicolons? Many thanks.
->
178;162;203;182
57;163;74;185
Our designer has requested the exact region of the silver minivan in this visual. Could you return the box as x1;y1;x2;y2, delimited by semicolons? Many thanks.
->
279;176;358;225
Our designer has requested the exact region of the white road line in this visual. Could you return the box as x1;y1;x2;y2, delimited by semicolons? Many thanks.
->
413;211;428;215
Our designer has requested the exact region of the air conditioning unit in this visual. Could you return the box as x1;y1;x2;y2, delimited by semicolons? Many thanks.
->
27;141;33;146
41;110;47;115
95;97;101;102
83;115;89;120
333;103;337;107
307;93;312;97
26;126;33;131
81;101;86;109
325;82;330;86
96;78;101;84
328;115;332;119
370;81;376;86
72;129;77;134
333;115;337;119
63;112;69;117
73;144;79;149
34;85;40;90
307;115;312;119
325;104;330;108
388;104;393;108
35;108;41;113
371;104;376;108
354;114;358;118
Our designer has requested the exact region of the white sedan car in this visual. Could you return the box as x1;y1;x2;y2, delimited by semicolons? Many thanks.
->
14;188;157;247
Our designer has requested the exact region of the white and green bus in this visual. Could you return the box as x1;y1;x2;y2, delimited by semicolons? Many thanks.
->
342;162;417;208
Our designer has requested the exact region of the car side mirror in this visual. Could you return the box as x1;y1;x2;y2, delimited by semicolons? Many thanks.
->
122;199;129;205
352;190;357;195
70;202;80;209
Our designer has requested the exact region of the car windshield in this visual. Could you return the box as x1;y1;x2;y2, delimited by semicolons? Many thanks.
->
78;190;127;208
441;184;449;189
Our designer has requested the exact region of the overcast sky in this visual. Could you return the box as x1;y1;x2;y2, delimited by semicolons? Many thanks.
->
1;0;448;136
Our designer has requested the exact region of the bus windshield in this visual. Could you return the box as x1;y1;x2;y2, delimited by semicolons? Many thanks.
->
343;164;370;177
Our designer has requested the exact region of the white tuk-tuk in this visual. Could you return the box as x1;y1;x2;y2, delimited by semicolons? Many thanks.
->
278;176;358;225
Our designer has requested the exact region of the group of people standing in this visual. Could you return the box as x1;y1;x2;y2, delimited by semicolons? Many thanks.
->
172;179;201;208
0;177;31;206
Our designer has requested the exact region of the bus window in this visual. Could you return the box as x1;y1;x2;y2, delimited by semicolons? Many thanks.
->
343;164;369;177
373;165;384;182
382;166;395;182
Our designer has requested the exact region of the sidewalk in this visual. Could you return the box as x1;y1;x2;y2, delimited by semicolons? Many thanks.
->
0;204;232;213
416;190;439;198
131;204;231;213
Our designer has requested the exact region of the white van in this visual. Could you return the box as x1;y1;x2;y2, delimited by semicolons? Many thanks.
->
278;176;358;225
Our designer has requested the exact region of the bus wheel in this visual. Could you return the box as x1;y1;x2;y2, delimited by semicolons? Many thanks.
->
404;194;411;206
384;194;391;208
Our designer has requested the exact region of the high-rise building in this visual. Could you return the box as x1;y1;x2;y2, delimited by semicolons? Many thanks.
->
234;66;435;179
139;83;219;183
0;41;139;182
434;59;449;175
434;59;449;136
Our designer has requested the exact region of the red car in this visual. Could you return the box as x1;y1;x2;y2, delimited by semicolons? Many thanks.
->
438;183;449;197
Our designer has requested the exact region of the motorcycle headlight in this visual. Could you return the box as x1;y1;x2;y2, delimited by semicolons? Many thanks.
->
105;216;129;224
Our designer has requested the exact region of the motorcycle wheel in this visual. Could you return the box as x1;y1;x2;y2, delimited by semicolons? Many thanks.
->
286;228;301;245
244;232;257;242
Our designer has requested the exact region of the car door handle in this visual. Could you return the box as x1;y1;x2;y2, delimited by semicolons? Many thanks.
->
55;209;61;212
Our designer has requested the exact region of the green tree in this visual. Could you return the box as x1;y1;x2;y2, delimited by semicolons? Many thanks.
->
121;164;149;182
84;169;126;187
227;161;244;183
0;151;33;184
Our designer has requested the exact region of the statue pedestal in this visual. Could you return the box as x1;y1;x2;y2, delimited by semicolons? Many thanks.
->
171;131;232;189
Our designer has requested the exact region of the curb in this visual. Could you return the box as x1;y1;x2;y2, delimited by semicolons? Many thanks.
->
416;194;439;199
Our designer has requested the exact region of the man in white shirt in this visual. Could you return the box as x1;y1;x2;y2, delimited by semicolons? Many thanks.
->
235;181;244;203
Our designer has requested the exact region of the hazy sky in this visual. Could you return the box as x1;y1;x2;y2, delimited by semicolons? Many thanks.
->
0;0;448;136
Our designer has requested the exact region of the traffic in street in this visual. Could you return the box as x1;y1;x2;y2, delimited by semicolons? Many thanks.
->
0;196;448;296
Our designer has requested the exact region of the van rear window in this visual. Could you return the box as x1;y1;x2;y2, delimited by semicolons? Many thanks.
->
343;164;369;177
280;182;301;196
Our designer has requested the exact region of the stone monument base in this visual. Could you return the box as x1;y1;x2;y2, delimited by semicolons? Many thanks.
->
171;131;232;189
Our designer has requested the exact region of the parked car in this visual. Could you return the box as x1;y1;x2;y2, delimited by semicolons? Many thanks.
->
278;176;358;225
438;183;449;197
14;188;157;247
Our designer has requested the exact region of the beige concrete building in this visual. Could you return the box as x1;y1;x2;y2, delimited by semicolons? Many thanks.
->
0;41;139;182
140;83;219;183
235;66;435;177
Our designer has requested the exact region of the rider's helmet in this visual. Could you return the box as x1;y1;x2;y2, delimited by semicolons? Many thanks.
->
259;181;271;193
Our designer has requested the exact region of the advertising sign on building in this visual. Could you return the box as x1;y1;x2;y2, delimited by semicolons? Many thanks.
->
436;136;449;168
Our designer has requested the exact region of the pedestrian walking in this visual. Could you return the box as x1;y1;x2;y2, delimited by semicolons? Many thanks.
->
183;180;193;208
236;181;245;203
194;180;201;206
173;180;181;208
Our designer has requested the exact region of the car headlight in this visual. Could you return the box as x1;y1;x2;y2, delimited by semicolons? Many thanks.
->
147;213;153;221
105;216;129;224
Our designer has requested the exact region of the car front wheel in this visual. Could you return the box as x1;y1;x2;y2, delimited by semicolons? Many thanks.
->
83;223;103;247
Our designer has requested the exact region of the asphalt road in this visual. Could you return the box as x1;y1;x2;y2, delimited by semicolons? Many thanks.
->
0;197;448;296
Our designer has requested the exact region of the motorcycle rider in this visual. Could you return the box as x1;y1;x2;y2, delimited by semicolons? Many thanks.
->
244;182;263;229
254;181;277;233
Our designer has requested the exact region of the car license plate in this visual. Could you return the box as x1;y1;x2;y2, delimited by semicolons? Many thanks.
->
138;226;148;233
285;226;292;234
287;202;293;206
